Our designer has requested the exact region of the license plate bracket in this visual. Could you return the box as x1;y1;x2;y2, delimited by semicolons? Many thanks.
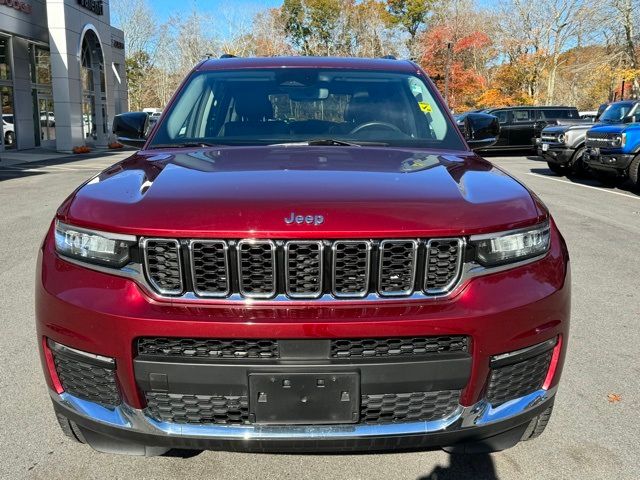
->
249;372;360;425
542;143;549;152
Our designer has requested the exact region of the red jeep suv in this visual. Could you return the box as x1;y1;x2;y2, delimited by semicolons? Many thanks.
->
37;57;569;456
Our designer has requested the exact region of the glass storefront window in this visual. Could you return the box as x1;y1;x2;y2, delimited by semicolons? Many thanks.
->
0;37;11;81
30;45;51;85
81;41;94;92
1;86;16;149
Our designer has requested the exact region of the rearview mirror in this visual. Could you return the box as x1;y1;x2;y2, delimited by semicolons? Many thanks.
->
113;112;149;148
461;113;499;151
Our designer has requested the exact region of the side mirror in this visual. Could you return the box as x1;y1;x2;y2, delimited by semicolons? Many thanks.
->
113;112;149;148
462;113;499;150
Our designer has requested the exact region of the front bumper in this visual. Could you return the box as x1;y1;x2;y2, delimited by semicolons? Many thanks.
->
51;386;556;453
585;151;635;173
37;222;570;453
539;145;575;165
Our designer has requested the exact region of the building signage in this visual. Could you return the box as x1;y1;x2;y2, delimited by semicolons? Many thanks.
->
0;0;32;14
112;39;125;50
77;0;103;16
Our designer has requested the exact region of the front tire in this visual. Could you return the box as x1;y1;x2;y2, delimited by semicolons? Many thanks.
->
521;405;554;441
629;154;640;190
567;147;587;176
5;131;15;146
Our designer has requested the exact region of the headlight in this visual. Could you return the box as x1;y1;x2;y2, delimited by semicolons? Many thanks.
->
612;133;626;148
54;220;136;267
557;133;566;144
471;222;550;267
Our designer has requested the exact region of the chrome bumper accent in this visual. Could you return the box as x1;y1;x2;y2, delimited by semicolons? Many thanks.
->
51;386;556;440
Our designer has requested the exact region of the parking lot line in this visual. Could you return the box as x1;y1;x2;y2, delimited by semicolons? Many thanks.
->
525;173;639;201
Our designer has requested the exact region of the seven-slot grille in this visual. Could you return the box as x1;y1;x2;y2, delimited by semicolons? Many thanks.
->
142;238;465;300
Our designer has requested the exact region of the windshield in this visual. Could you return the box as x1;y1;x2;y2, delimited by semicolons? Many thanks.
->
149;68;465;150
599;102;636;123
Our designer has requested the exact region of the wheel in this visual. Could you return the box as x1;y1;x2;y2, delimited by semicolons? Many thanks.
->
567;147;587;176
521;405;553;441
546;162;566;175
55;413;86;444
629;154;640;190
5;131;15;146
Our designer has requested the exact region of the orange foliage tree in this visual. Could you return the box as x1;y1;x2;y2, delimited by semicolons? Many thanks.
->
418;25;492;111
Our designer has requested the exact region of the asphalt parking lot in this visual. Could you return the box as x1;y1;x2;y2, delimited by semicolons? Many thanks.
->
1;152;638;480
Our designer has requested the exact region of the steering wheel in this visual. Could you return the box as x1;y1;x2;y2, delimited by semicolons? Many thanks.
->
349;121;403;135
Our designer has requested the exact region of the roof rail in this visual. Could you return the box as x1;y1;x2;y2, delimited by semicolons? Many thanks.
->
220;53;237;59
380;55;397;60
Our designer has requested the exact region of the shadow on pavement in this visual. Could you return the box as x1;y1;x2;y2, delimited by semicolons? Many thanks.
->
0;149;133;183
529;167;638;196
418;453;498;480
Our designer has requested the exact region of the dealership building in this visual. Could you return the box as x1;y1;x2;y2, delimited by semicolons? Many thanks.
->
0;0;128;153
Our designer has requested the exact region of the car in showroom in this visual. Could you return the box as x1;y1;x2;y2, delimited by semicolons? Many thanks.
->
2;114;15;147
37;56;570;456
584;100;640;188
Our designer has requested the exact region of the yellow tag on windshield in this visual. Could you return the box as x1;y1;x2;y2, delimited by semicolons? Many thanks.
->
418;102;432;113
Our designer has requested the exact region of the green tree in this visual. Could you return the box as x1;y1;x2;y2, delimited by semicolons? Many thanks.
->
386;0;434;50
125;51;152;111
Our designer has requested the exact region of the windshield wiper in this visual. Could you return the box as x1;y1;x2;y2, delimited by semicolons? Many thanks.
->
148;142;221;149
273;139;388;147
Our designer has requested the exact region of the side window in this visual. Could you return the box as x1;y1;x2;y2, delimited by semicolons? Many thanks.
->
513;110;531;122
494;111;509;124
406;76;448;140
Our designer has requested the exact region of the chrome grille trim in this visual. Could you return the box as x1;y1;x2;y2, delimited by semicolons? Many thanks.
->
141;238;183;296
189;240;230;298
377;239;418;296
237;239;277;299
332;240;372;298
424;238;465;295
284;241;324;299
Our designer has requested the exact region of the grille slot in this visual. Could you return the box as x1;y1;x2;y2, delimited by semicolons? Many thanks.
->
146;392;249;424
285;241;323;298
378;240;418;296
137;338;279;359
360;390;460;424
424;239;463;293
486;350;553;405
331;336;469;359
237;240;276;298
52;351;120;406
143;239;183;295
332;241;371;298
190;241;230;297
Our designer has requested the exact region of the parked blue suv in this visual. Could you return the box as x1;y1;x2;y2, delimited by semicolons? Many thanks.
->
584;101;640;188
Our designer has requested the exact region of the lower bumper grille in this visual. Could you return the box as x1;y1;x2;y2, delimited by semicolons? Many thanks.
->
51;345;120;406
360;390;460;424
137;337;280;359
486;350;553;405
146;392;249;424
145;390;461;425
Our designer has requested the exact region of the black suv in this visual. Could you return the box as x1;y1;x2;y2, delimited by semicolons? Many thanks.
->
458;106;580;151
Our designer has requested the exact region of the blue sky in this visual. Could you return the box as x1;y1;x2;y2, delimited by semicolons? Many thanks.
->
151;0;283;23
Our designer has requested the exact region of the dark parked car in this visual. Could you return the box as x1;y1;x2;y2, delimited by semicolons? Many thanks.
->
459;106;580;151
38;56;569;457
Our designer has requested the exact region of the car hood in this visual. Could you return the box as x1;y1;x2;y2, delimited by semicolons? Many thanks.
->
543;123;593;134
59;146;545;237
588;123;632;134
